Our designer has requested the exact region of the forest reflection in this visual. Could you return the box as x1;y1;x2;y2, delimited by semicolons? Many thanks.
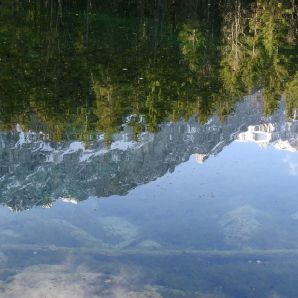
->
0;0;297;143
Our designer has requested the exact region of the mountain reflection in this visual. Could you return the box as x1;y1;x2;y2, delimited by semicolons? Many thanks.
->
0;92;297;211
0;1;297;210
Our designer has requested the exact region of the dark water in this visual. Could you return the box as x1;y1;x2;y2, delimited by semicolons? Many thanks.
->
0;1;298;297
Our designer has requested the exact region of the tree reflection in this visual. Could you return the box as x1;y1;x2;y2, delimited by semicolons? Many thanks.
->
0;0;296;141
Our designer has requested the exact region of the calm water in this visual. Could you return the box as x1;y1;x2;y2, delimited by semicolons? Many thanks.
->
0;1;298;297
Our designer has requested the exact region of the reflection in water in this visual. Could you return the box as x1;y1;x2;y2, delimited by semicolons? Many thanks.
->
0;0;297;140
0;93;297;211
0;0;298;297
2;94;298;296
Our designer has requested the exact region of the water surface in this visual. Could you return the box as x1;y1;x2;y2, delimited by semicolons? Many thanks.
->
0;1;297;297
